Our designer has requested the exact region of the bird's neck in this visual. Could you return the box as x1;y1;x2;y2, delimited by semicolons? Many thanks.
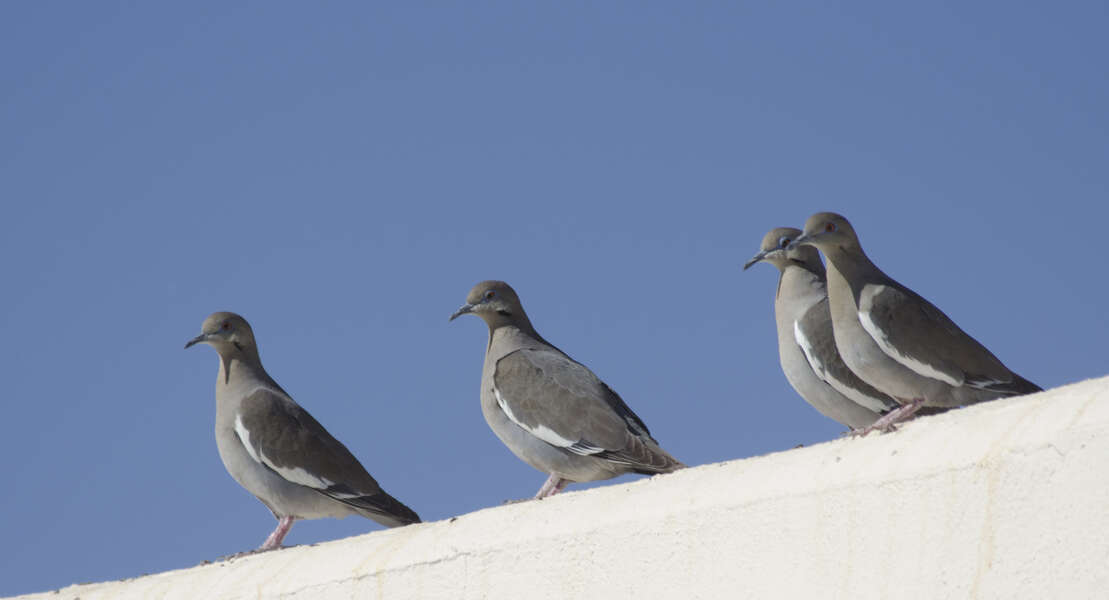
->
776;264;827;322
484;308;541;341
824;246;888;296
216;348;269;389
777;262;826;300
213;354;284;430
487;322;549;356
821;247;881;320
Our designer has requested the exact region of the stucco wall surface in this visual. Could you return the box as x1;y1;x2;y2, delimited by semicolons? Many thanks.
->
12;375;1108;600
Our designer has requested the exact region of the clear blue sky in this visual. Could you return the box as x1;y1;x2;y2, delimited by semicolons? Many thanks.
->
2;2;1106;595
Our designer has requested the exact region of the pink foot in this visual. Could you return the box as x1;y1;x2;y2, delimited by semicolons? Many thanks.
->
258;515;296;551
853;399;926;437
534;474;570;498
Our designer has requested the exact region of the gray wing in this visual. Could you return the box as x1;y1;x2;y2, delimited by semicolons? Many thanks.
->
236;388;420;525
493;348;682;473
794;299;899;414
857;283;1035;394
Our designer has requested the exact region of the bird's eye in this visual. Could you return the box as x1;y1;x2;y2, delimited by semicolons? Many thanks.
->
824;222;837;233
221;321;231;331
484;290;496;300
778;236;792;248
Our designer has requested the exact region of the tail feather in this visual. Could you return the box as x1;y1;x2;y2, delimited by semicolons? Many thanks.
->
600;432;685;475
968;373;1043;397
342;491;421;527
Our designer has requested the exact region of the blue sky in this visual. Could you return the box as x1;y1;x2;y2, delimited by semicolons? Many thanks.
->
2;2;1107;595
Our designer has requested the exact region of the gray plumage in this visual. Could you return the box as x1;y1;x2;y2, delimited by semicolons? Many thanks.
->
186;312;419;552
450;281;684;498
791;213;1041;431
745;227;901;431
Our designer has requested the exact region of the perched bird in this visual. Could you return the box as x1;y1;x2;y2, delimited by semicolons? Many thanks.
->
791;213;1041;432
450;281;685;498
744;227;904;431
186;312;419;552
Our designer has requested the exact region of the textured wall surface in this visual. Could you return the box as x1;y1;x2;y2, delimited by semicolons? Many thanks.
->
13;376;1108;600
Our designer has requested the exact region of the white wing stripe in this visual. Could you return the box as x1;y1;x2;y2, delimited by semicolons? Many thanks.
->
493;385;599;452
267;464;334;490
822;370;895;414
234;413;335;490
234;415;263;464
794;321;827;379
858;286;962;387
796;321;891;413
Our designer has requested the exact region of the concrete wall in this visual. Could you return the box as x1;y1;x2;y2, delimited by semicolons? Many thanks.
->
13;376;1108;600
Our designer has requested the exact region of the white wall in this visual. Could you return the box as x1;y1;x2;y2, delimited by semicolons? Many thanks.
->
13;376;1109;600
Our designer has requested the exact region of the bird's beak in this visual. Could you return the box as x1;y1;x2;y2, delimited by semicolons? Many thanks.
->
743;250;769;271
449;303;475;322
788;232;816;250
184;332;211;349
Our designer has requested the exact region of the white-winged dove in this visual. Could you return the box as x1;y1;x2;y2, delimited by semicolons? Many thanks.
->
186;312;419;552
745;227;907;432
450;281;684;498
791;213;1041;432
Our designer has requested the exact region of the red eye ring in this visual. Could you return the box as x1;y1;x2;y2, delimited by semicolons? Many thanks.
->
824;222;837;233
484;290;496;300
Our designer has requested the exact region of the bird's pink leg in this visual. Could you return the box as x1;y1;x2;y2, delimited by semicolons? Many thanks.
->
259;516;296;551
534;474;570;498
853;398;926;437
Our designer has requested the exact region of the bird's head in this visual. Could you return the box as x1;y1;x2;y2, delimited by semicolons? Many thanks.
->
791;212;863;254
450;280;527;329
185;311;257;356
744;226;821;273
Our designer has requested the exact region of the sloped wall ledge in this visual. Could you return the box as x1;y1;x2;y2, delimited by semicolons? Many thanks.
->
13;376;1109;600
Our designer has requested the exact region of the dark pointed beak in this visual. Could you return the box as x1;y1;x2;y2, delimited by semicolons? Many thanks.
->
788;232;815;250
743;250;769;271
184;333;210;349
449;303;475;322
